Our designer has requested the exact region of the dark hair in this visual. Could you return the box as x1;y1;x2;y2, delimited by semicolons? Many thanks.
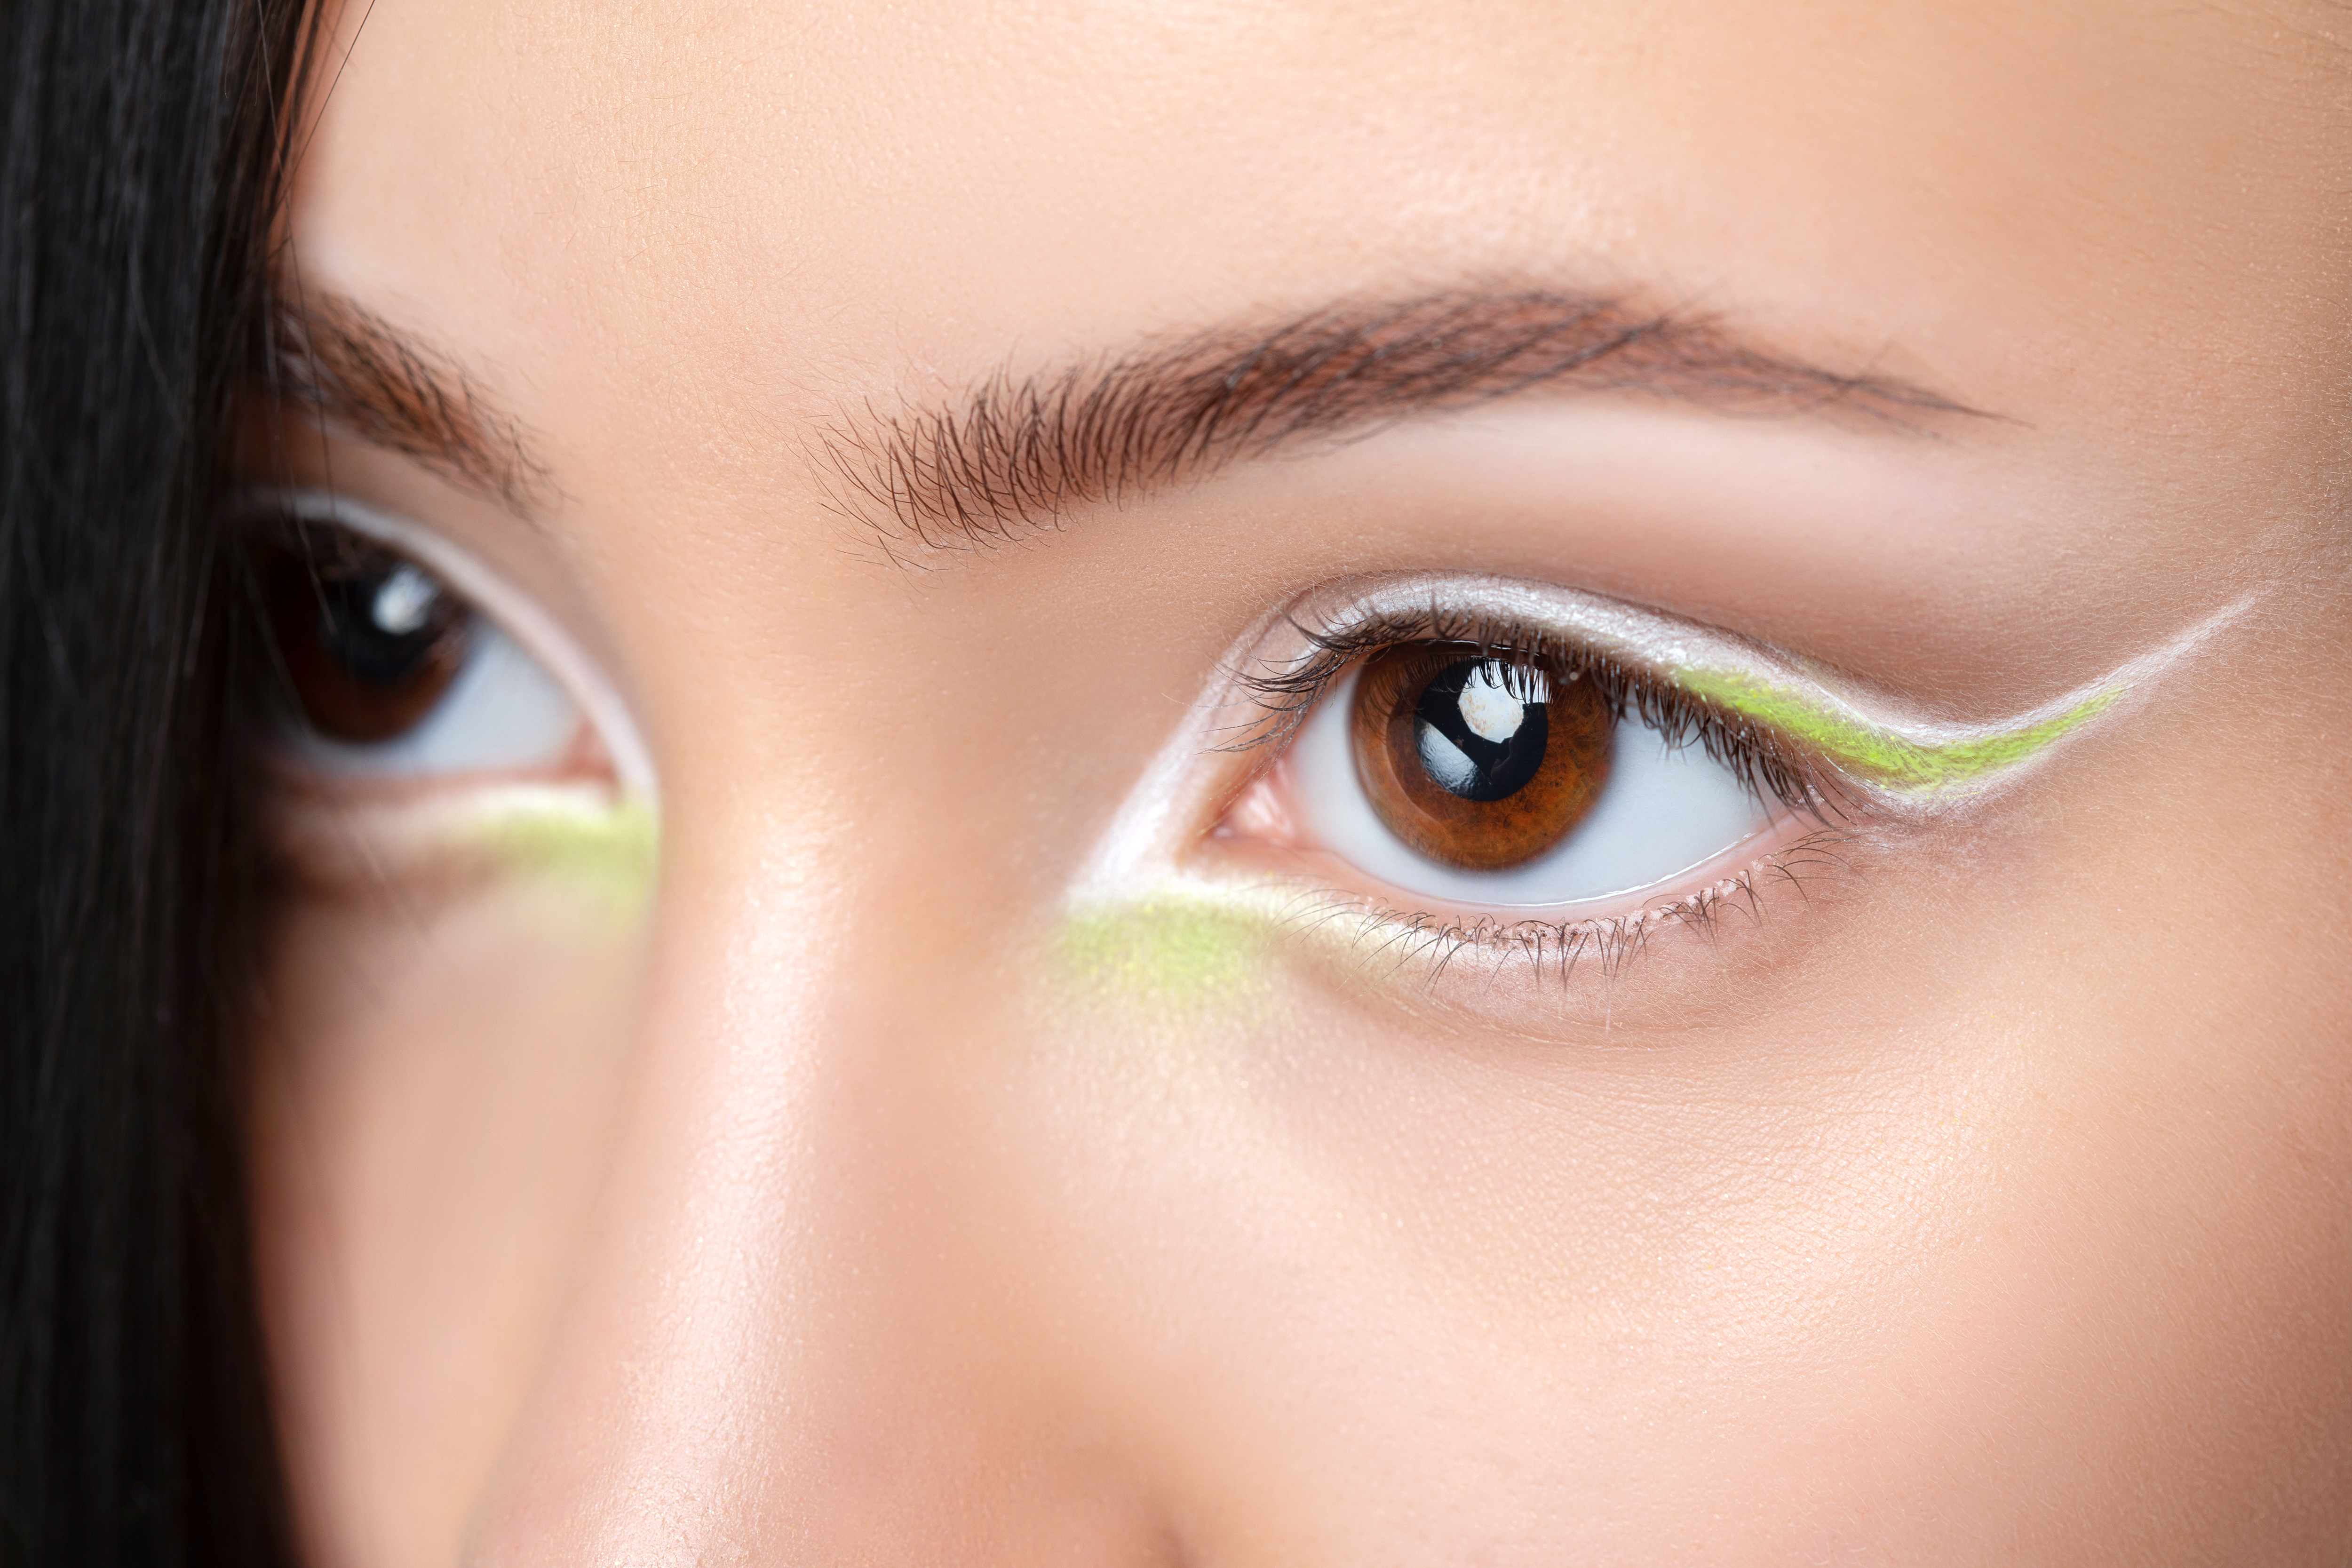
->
1;0;311;1560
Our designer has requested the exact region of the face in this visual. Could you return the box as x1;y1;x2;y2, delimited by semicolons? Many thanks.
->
246;3;2352;1563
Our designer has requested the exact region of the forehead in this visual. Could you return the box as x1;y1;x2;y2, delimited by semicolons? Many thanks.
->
297;0;2341;392
291;0;2351;687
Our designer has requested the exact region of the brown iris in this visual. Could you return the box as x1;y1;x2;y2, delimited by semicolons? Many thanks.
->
1349;645;1613;871
261;535;472;744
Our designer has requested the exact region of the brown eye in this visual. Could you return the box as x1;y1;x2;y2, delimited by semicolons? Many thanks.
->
1348;645;1613;871
260;536;473;744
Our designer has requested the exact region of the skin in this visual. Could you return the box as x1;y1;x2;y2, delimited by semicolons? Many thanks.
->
248;2;2352;1565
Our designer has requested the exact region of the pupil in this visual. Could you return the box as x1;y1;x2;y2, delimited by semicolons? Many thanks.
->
1412;658;1550;803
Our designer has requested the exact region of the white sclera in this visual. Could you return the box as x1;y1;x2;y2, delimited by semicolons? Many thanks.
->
1286;662;1772;910
291;619;584;779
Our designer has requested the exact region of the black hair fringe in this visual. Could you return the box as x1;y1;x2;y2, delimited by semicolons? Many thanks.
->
0;0;316;1560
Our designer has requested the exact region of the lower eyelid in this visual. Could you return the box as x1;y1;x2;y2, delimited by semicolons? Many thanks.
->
1223;774;1824;919
1184;814;1866;1015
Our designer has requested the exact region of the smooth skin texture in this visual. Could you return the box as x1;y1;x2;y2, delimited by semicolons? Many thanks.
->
249;2;2352;1564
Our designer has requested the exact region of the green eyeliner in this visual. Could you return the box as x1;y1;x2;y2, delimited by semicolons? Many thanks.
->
1672;668;2119;790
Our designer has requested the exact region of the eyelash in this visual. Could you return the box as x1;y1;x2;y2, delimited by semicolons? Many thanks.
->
1261;827;1861;988
1217;603;1865;980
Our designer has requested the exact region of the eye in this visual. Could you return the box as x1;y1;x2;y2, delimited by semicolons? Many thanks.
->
1350;645;1613;871
1273;640;1778;909
262;534;475;744
253;514;599;785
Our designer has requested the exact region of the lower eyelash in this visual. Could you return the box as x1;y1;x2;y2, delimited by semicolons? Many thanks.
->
1247;825;1861;992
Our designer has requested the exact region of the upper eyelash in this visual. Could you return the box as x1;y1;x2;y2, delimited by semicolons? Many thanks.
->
1226;603;1851;820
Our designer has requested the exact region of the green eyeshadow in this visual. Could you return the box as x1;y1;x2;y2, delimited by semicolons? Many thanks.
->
1672;668;2119;790
464;792;660;907
1057;897;1274;1008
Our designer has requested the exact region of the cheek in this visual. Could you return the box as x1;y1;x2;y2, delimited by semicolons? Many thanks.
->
1008;934;2352;1559
249;879;650;1568
245;823;2352;1563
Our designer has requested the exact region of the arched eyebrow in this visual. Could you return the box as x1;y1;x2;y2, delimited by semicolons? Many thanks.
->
815;291;1983;554
268;292;554;515
269;287;1979;539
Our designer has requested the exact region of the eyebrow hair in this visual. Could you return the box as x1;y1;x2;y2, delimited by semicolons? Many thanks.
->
816;290;1981;555
268;291;552;513
267;286;1976;542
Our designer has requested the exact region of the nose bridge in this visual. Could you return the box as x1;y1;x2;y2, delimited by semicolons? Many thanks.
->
463;804;1171;1565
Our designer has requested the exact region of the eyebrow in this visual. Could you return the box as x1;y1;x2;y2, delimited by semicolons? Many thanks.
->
817;290;1980;554
271;287;1977;540
269;291;553;514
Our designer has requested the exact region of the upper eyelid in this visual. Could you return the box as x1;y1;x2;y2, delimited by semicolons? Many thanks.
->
1233;574;2207;803
232;486;661;803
